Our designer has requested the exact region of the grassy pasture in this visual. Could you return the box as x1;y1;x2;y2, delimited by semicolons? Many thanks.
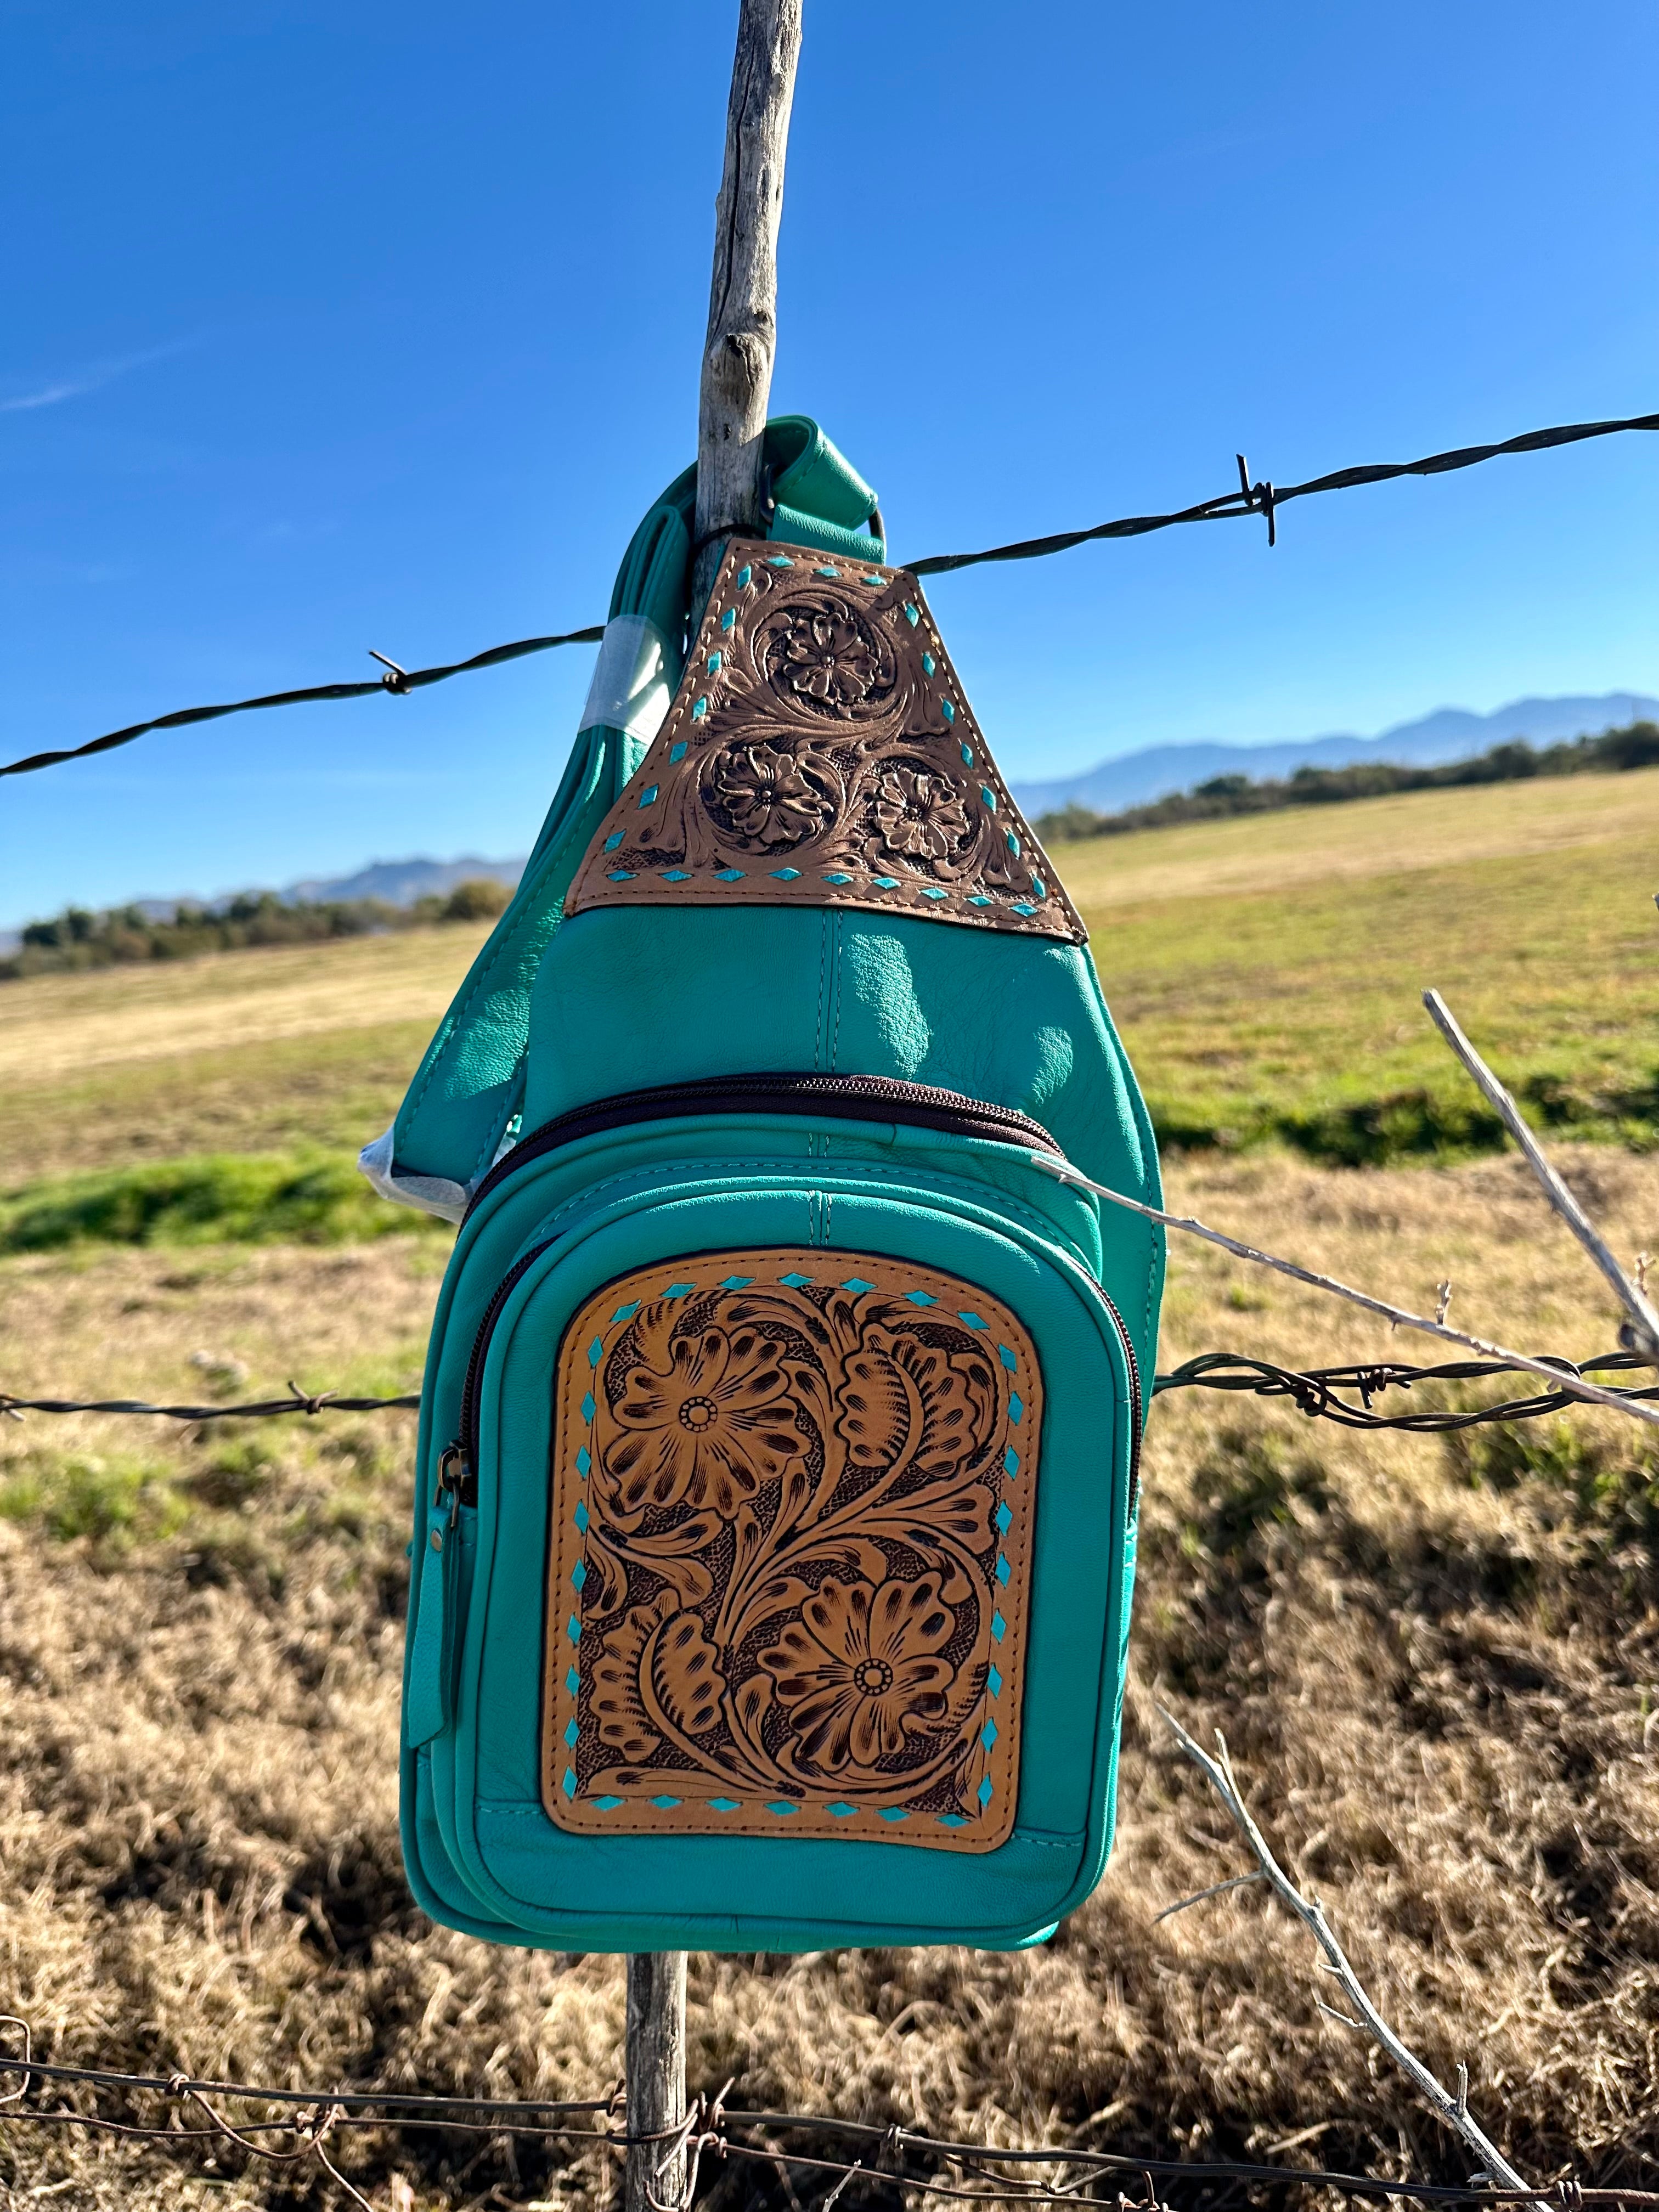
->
2;773;1657;2204
2;769;1654;1216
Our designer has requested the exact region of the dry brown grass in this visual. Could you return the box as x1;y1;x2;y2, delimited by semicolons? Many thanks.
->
3;1154;1657;2207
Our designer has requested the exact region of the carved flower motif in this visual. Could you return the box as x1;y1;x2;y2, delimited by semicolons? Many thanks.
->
605;1322;810;1517
759;1575;956;1770
873;765;970;861
711;742;835;848
780;609;878;710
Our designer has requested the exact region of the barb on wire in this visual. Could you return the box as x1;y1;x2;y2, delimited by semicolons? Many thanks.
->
0;1386;420;1422
905;409;1659;575
0;628;605;780
1029;1152;1659;1433
4;410;1654;778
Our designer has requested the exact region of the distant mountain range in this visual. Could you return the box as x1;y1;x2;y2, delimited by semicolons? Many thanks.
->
1007;692;1659;819
284;854;526;906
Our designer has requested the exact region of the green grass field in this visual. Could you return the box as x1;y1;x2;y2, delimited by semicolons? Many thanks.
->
1;768;1654;1231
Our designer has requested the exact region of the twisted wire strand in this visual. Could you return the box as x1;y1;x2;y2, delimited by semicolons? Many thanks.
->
5;1352;1653;1434
5;410;1653;779
2;2039;1655;2208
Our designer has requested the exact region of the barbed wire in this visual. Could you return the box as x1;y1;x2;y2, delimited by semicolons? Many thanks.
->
3;2031;1656;2210
4;409;1653;781
4;1351;1654;1435
1152;1349;1659;1431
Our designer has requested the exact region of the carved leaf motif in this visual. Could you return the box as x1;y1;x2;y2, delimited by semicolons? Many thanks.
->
650;1611;726;1739
590;1598;671;1764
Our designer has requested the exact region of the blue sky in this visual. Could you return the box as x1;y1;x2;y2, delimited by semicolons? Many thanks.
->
2;0;1655;922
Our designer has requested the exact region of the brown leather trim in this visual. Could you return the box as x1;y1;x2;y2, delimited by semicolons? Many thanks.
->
541;1248;1042;1849
564;541;1085;943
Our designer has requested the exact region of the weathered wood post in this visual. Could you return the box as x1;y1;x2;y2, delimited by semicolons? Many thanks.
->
625;8;803;2211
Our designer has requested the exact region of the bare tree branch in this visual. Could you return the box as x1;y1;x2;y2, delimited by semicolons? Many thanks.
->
1422;989;1659;1361
1158;1708;1548;2207
1028;1154;1659;1431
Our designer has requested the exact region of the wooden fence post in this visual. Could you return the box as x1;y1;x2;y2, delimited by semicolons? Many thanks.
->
627;9;803;2211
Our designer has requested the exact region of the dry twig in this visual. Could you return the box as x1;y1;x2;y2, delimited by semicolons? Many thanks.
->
1028;1156;1659;1430
1158;1708;1547;2207
1422;990;1659;1361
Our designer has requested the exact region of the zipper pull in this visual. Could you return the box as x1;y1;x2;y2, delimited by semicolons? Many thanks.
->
435;1440;470;1527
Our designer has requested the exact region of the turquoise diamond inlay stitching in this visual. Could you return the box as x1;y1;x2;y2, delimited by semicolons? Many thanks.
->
571;1560;587;1590
841;1276;875;1292
998;1344;1019;1371
562;1767;577;1798
716;867;746;882
1003;1447;1019;1477
977;1776;994;1807
651;1795;681;1810
661;868;691;882
606;870;634;882
720;1274;755;1289
879;1807;911;1822
941;700;955;724
612;1302;641;1323
603;830;624;851
995;1502;1012;1533
769;866;801;881
721;605;738;628
995;1554;1011;1585
823;870;851;883
767;1799;799;1816
707;650;722;673
871;874;899;889
957;1310;988;1329
594;1795;625;1810
709;1798;741;1813
581;1390;596;1422
921;651;936;675
662;1282;696;1299
637;784;659;808
736;565;752;586
980;1720;998;1751
565;1717;579;1748
905;1290;938;1307
1008;1393;1024;1424
778;1271;814;1288
566;1665;580;1694
575;1445;591;1477
587;1339;603;1367
566;1615;582;1644
574;1501;590;1533
988;1665;1003;1698
669;740;687;763
991;1611;1007;1641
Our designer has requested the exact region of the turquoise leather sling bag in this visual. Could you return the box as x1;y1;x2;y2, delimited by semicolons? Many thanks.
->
366;420;1165;1951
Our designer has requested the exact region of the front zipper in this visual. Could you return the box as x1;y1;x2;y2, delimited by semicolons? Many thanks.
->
464;1072;1062;1224
453;1161;1142;1515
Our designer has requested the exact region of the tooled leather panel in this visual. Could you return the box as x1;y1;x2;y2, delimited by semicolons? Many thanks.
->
563;540;1085;943
542;1250;1042;1849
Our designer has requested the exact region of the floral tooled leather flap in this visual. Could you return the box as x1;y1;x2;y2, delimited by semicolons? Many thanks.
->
564;539;1085;943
